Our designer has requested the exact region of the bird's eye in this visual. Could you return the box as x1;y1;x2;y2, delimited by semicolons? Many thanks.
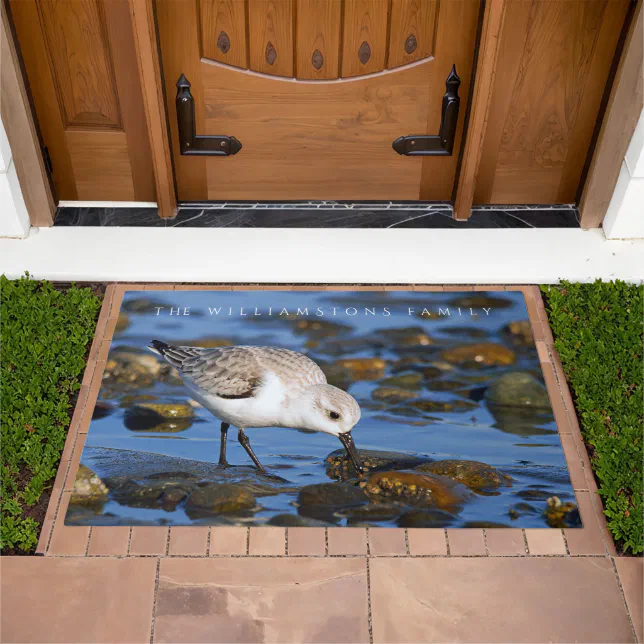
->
329;411;341;420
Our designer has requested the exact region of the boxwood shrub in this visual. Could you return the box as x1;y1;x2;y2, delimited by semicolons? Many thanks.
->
542;280;643;554
1;275;101;553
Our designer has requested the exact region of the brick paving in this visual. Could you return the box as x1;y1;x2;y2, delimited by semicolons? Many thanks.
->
1;285;641;643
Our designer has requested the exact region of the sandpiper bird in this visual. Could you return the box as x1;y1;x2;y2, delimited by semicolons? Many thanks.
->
147;341;363;473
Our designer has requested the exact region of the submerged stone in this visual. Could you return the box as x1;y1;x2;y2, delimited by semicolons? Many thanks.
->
397;508;456;528
440;343;516;366
267;513;331;527
332;357;387;380
502;320;534;346
485;372;551;409
448;294;513;309
338;501;406;524
185;483;256;515
375;327;434;348
415;460;512;494
123;297;169;314
124;403;194;433
297;483;368;522
379;372;424;389
371;387;419;404
409;398;478;414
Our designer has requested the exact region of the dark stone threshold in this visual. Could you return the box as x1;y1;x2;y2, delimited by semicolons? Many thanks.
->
53;202;580;228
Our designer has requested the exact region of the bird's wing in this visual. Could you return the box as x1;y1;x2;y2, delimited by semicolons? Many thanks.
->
157;345;326;400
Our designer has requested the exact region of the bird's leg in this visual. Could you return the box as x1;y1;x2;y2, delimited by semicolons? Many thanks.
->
218;422;230;467
237;428;265;472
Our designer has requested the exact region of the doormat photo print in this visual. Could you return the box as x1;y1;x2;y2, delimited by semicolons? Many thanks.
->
66;288;581;529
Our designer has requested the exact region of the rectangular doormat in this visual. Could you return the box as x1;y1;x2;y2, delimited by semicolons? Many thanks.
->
66;288;580;529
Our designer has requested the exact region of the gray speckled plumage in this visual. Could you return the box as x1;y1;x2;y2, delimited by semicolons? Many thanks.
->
153;343;327;399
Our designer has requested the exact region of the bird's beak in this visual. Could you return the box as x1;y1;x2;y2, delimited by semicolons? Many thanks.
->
338;431;363;475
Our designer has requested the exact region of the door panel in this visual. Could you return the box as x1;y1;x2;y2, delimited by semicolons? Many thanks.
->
474;0;630;204
248;0;295;77
158;0;480;201
9;0;154;201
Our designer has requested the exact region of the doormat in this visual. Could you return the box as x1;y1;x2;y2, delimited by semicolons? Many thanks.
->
66;288;580;529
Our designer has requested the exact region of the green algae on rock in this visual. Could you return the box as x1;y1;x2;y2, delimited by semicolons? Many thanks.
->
485;372;551;408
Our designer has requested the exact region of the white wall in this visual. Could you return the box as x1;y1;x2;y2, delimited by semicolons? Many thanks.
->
0;115;31;238
603;108;644;240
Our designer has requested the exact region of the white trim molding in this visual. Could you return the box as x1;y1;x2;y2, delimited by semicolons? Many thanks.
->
0;227;642;284
603;108;644;240
0;117;30;238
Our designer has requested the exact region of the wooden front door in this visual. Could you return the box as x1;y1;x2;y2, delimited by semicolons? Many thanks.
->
158;0;480;201
9;0;155;202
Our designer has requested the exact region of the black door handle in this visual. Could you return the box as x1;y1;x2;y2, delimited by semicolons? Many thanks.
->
176;74;242;156
392;65;461;156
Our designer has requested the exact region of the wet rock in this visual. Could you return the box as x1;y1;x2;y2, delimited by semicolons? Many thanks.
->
298;482;367;508
106;477;193;509
70;465;108;505
297;483;367;522
104;348;164;388
333;357;387;380
429;379;469;392
502;320;534;346
380;372;423;389
114;312;130;334
409;399;478;414
92;401;113;420
339;502;406;524
136;402;194;419
375;327;434;348
440;342;516;367
325;449;430;480
422;366;444;380
83;447;295;498
123;297;169;314
485;372;551;409
185;483;256;515
463;521;512;528
267;513;331;527
160;486;190;511
292;318;351;338
515;487;555;501
448;294;513;310
441;327;490;339
397;508;456;528
415;460;512;494
124;403;194;433
508;502;540;520
371;387;419;404
363;471;471;511
544;496;580;528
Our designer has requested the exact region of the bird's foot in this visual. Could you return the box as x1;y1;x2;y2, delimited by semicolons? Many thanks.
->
217;459;230;468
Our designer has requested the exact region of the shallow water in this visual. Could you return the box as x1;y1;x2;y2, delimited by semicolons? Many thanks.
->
69;290;578;528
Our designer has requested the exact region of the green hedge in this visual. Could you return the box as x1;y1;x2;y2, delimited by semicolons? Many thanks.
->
542;280;643;554
1;275;101;553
